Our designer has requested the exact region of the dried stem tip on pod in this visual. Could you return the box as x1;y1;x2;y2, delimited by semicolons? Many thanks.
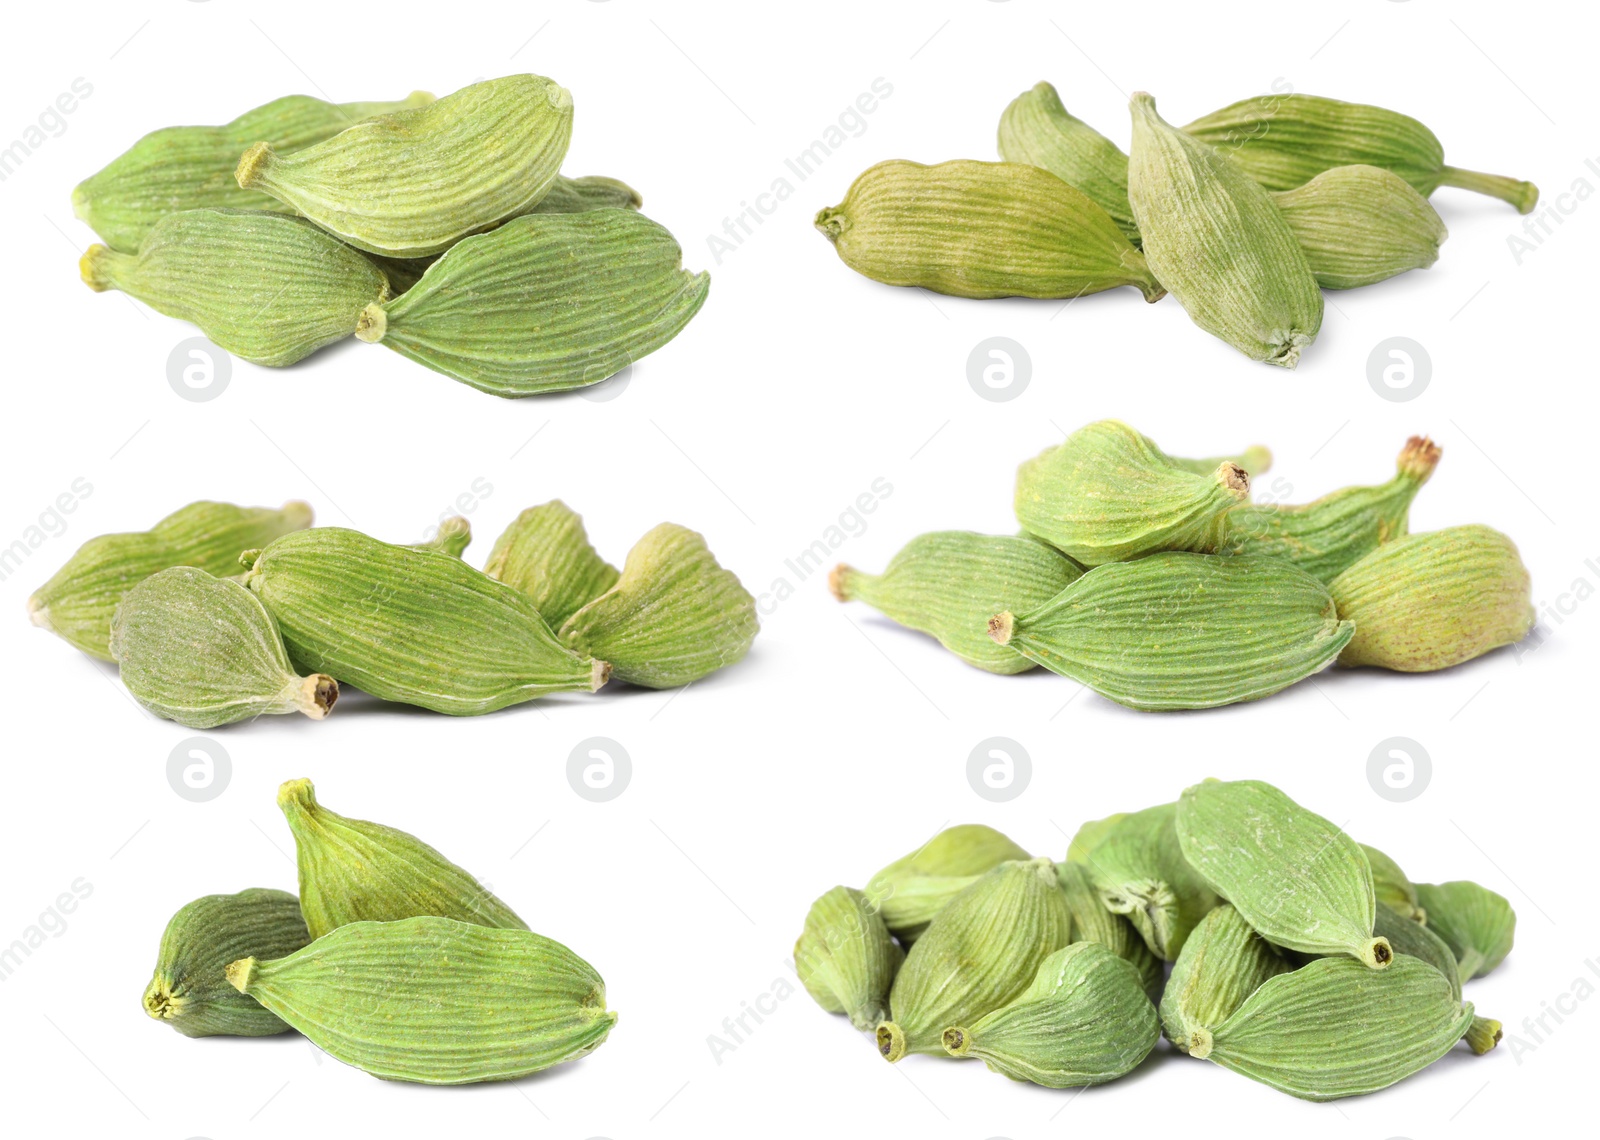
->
793;886;904;1031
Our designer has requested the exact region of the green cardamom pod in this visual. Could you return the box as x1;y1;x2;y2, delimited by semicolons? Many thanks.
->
237;75;574;258
1413;881;1516;982
877;857;1071;1061
241;527;606;714
278;778;527;939
1128;92;1323;368
29;499;312;660
1168;444;1273;478
1177;779;1391;969
558;523;757;689
1161;904;1292;1056
1183;93;1539;214
110;567;338;728
942;942;1158;1087
1014;420;1250;565
73;91;434;254
996;82;1140;244
829;532;1082;674
1223;435;1441;584
989;553;1354;711
1055;861;1163;1000
81;209;389;366
226;915;615;1084
864;825;1032;943
1330;525;1535;671
1363;844;1424;923
484;501;619;628
1272;165;1448;289
142;888;310;1038
794;886;904;1031
413;515;472;558
815;159;1165;301
354;209;709;397
1374;901;1459;999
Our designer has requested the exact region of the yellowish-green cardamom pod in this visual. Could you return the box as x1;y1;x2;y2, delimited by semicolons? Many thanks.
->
829;533;1083;675
241;527;606;714
1330;525;1534;671
1272;165;1448;289
1177;779;1392;969
1168;444;1273;478
864;824;1032;943
815;159;1164;301
484;501;619;628
941;942;1158;1087
110;567;338;728
236;75;574;258
227;915;616;1084
989;553;1354;711
28;499;312;660
1055;861;1164;1000
877;857;1071;1061
1128;92;1324;368
1413;880;1516;982
794;886;904;1031
277;778;527;939
143;888;310;1038
558;523;757;689
1363;844;1425;924
1161;904;1291;1056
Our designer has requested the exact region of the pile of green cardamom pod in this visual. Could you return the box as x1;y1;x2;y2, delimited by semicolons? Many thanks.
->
832;419;1533;710
73;75;708;396
798;778;1513;1100
818;86;1538;368
27;498;757;726
144;778;614;1084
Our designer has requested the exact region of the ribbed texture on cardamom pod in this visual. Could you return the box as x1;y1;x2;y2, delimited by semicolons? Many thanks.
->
1055;861;1164;1000
864;825;1032;943
532;173;643;214
1273;165;1448;289
1363;844;1424;923
1161;904;1291;1056
484;501;619;629
996;82;1140;244
794;886;904;1031
1413;881;1516;982
1374;901;1460;1000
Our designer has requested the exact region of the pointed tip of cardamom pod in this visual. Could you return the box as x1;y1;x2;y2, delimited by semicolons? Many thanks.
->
79;245;113;292
1216;461;1251;499
1362;936;1394;969
26;593;52;631
142;975;177;1021
235;141;274;190
827;564;857;602
276;777;317;814
299;675;339;720
1398;435;1442;483
238;548;264;574
941;1027;972;1057
354;302;388;343
1129;91;1157;114
1268;333;1315;370
875;1021;907;1063
814;206;845;242
545;81;573;112
987;611;1016;646
1466;1015;1503;1055
1414;907;1428;926
1187;1028;1214;1060
282;500;315;528
71;182;90;223
591;659;612;691
223;957;257;994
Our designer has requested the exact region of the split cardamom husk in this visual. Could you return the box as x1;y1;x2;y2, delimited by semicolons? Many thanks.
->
996;82;1140;244
864;824;1032;943
1413;881;1516;982
1273;165;1448;289
794;886;904;1031
1055;861;1164;1000
484;501;619;628
1363;844;1425;923
1160;904;1292;1056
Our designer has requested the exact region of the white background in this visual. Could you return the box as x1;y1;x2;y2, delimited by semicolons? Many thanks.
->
1;1;1596;1137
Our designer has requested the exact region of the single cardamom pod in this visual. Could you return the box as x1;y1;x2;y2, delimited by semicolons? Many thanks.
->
989;553;1354;711
814;159;1164;301
996;82;1140;245
829;533;1082;674
226;915;616;1084
1183;93;1540;214
941;942;1158;1087
1330;525;1535;671
1200;955;1474;1099
864;825;1032;943
241;527;606;714
794;886;904;1031
876;857;1071;1061
236;75;574;258
277;778;527;939
1055;861;1164;1000
1014;420;1250;565
110;567;338;728
81;209;389;366
484;501;619;628
354;210;709;397
1363;844;1424;923
1128;92;1323;368
1177;779;1391;969
1413;881;1516;982
413;515;473;558
142;888;310;1038
1272;165;1449;289
28;499;312;660
1160;904;1292;1056
558;523;757;689
1168;444;1273;478
1223;435;1442;584
73;91;435;254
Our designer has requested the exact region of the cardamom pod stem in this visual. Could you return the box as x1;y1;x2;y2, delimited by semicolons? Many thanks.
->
1466;1015;1504;1055
484;501;619;628
412;515;472;557
864;824;1032;943
1436;166;1540;213
996;82;1140;244
794;887;904;1031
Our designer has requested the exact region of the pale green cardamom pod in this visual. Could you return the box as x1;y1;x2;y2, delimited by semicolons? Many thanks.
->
28;499;312;660
989;553;1354;711
1413;881;1516;982
1374;902;1459;998
1177;779;1391;969
1224;435;1442;584
1168;444;1273;478
941;942;1158;1087
73;91;435;254
1161;904;1291;1056
1128;92;1323;368
412;515;472;558
237;75;574;258
1273;165;1448;288
794;886;904;1031
80;209;389;366
1014;420;1250;565
1055;861;1164;1000
110;567;338;728
241;528;606;714
996;81;1140;244
1331;525;1535;671
227;915;616;1084
814;159;1165;301
558;523;757;689
354;210;709;397
484;501;619;629
829;533;1083;674
278;778;527;939
1363;844;1425;923
143;888;310;1038
864;825;1032;943
877;858;1071;1061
